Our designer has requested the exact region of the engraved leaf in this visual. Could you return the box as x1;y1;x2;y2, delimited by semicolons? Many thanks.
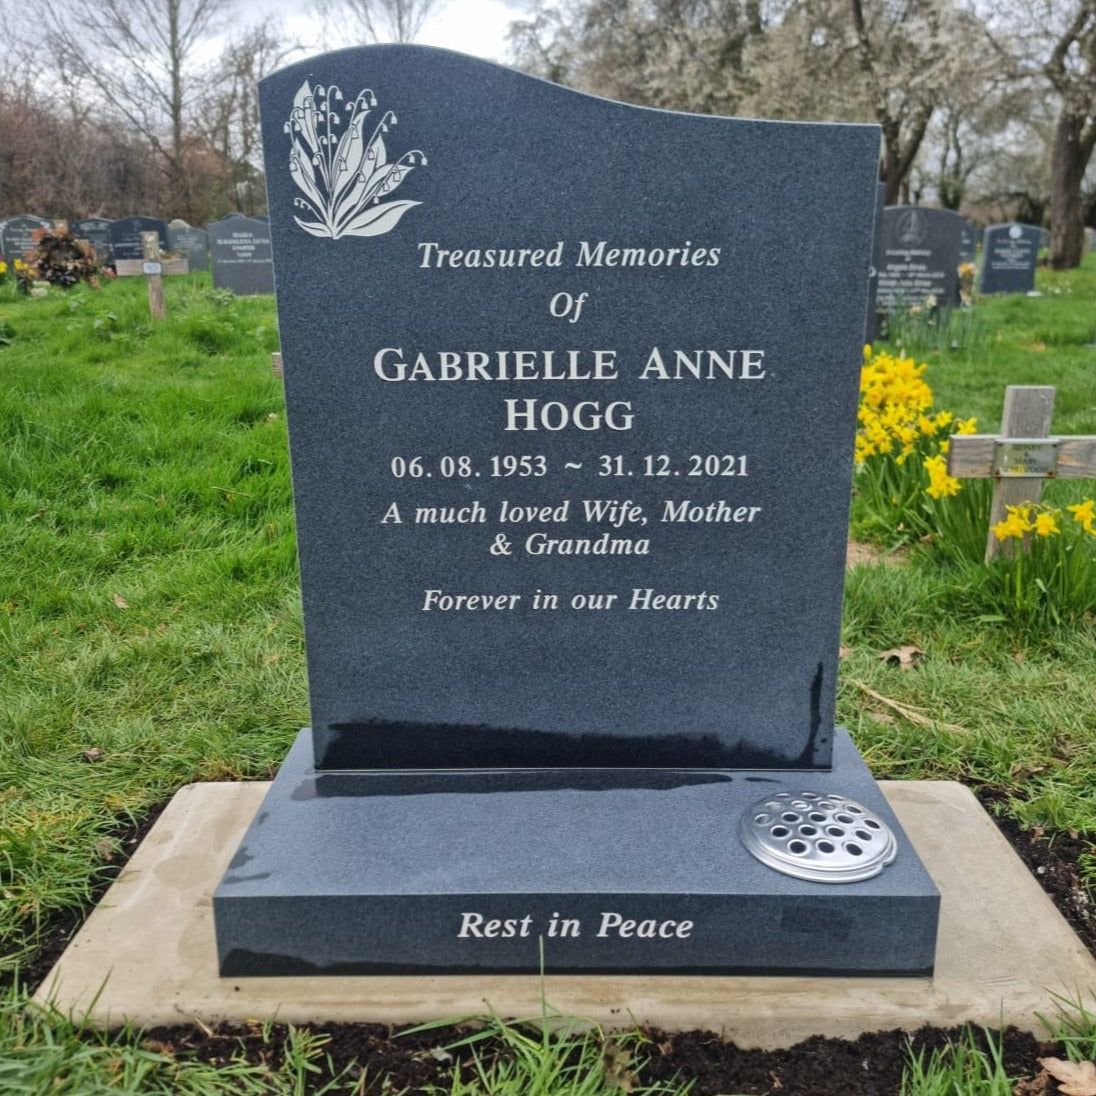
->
340;200;420;238
293;217;334;238
289;137;327;211
1038;1058;1096;1096
290;81;321;158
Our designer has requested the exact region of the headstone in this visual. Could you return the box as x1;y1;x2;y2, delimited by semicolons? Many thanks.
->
876;206;964;310
865;183;886;343
1038;228;1051;251
0;214;51;261
214;45;939;978
168;220;209;271
958;219;977;264
1086;227;1096;253
979;223;1041;295
109;216;169;262
208;215;274;294
71;218;113;264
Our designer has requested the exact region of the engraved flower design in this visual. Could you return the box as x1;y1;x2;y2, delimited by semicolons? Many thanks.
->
285;80;426;239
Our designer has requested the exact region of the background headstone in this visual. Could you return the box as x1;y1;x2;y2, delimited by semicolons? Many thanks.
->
110;216;169;262
1038;228;1051;251
958;219;977;264
979;223;1041;295
877;206;964;310
0;214;51;261
865;183;886;344
208;215;274;294
71;218;113;264
168;220;209;271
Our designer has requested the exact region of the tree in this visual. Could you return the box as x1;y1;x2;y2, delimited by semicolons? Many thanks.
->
1042;2;1096;269
314;0;443;44
509;0;765;115
38;0;236;219
200;20;301;215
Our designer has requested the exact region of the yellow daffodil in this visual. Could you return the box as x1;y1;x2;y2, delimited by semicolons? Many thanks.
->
1067;499;1096;534
1033;511;1059;537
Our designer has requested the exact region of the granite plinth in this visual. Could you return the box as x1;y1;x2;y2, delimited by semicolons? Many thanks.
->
213;728;938;976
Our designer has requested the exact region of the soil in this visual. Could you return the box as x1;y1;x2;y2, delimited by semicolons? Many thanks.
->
11;785;1095;1094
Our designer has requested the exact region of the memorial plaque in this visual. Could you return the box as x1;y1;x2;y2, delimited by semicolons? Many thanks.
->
877;206;964;309
168;220;209;271
110;216;169;262
979;223;1040;295
0;214;50;261
71;218;113;263
209;215;274;294
214;45;939;978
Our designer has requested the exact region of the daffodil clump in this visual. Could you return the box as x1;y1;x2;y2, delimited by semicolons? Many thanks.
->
854;346;979;546
984;499;1096;627
0;256;29;296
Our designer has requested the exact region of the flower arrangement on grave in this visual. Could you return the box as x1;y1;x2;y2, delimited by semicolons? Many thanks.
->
26;229;100;289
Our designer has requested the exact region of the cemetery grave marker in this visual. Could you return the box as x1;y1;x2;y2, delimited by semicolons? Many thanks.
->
212;44;938;979
140;232;167;319
208;215;274;294
958;219;977;264
948;385;1096;560
979;223;1041;295
168;219;209;271
71;218;113;264
109;216;169;263
876;206;964;310
0;214;51;261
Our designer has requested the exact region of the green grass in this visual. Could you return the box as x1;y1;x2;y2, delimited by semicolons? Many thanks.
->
900;1028;1014;1096
1;265;1095;1091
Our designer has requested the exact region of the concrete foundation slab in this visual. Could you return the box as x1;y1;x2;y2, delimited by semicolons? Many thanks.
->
33;779;1096;1049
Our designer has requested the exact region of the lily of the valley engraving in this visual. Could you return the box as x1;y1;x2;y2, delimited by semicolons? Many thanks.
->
286;80;426;239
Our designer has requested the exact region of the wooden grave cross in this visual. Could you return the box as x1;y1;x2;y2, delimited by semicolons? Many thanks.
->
141;231;167;320
947;385;1096;561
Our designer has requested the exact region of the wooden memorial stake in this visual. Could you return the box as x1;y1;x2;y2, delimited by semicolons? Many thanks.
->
141;231;166;320
947;385;1096;561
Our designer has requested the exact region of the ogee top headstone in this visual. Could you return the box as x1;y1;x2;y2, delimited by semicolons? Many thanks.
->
979;223;1041;295
259;46;879;771
110;216;170;261
168;221;209;271
877;206;964;309
0;215;51;261
71;218;113;264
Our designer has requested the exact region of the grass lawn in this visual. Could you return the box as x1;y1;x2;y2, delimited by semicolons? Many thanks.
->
0;263;1094;1093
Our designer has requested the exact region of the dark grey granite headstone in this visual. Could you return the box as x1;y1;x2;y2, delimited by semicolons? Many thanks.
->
71;218;113;263
979;223;1041;295
958;219;977;264
208;216;274;294
0;215;50;261
213;44;939;977
877;206;964;309
109;216;169;261
168;222;209;271
865;183;886;343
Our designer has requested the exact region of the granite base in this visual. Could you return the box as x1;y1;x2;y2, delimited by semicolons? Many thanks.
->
213;729;939;976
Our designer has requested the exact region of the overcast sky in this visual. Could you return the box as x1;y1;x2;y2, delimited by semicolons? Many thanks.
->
252;0;521;63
